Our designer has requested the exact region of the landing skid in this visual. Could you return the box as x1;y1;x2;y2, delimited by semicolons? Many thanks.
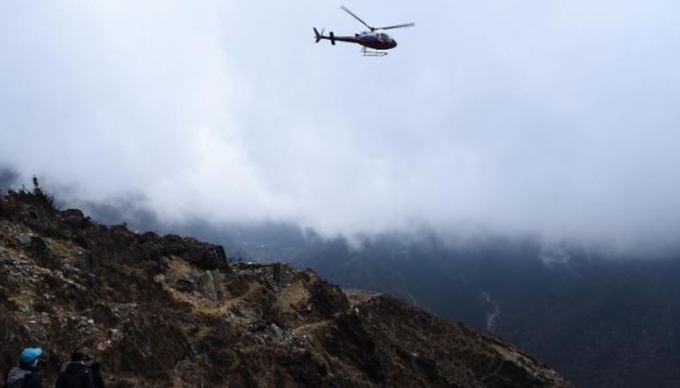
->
361;47;388;57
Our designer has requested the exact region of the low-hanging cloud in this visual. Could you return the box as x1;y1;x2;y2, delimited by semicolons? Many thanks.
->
2;0;680;250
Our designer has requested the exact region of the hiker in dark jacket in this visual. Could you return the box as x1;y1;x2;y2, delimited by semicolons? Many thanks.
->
54;350;103;388
5;347;44;388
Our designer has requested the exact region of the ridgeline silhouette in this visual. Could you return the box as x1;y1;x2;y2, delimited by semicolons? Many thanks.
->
0;186;570;387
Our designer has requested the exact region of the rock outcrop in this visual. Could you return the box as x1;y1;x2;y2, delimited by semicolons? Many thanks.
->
0;188;571;387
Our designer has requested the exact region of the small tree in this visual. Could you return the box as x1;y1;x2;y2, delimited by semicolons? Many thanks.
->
30;175;56;210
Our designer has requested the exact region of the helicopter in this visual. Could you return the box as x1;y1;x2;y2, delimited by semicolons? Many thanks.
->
313;6;415;56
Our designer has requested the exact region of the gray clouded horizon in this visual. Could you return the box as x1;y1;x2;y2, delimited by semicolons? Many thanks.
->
2;1;680;249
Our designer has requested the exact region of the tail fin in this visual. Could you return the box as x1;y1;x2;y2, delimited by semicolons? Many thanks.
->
313;28;322;43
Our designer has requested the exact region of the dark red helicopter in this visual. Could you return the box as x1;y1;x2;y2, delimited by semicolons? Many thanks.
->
314;6;415;56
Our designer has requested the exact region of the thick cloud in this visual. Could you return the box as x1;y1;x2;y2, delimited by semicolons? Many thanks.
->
2;1;680;248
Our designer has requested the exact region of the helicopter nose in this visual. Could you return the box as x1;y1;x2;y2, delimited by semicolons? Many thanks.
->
392;40;397;48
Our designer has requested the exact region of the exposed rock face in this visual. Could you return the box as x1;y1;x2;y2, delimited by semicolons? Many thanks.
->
0;189;572;387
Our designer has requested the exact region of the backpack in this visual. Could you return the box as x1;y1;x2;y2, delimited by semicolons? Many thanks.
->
5;367;29;388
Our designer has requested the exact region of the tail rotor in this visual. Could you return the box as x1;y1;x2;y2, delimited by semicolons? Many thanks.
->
313;28;324;43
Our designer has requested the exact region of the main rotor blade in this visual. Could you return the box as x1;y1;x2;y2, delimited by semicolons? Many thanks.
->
340;6;374;31
376;22;415;31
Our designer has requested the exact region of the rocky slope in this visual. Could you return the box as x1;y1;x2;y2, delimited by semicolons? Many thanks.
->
0;188;571;387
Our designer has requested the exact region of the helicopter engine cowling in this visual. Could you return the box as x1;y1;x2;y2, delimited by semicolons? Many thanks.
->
329;32;336;45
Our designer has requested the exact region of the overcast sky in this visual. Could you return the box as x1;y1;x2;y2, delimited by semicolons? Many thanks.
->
1;1;680;248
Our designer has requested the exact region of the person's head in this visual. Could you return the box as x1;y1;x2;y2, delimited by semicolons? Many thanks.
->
71;350;93;364
19;347;43;368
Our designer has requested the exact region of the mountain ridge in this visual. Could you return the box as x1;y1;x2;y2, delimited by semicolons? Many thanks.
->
0;186;571;387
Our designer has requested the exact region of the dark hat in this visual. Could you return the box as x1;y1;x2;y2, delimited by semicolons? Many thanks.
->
71;350;92;362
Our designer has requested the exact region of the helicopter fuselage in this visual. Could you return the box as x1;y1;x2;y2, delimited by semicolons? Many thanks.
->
314;30;397;50
343;31;398;50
